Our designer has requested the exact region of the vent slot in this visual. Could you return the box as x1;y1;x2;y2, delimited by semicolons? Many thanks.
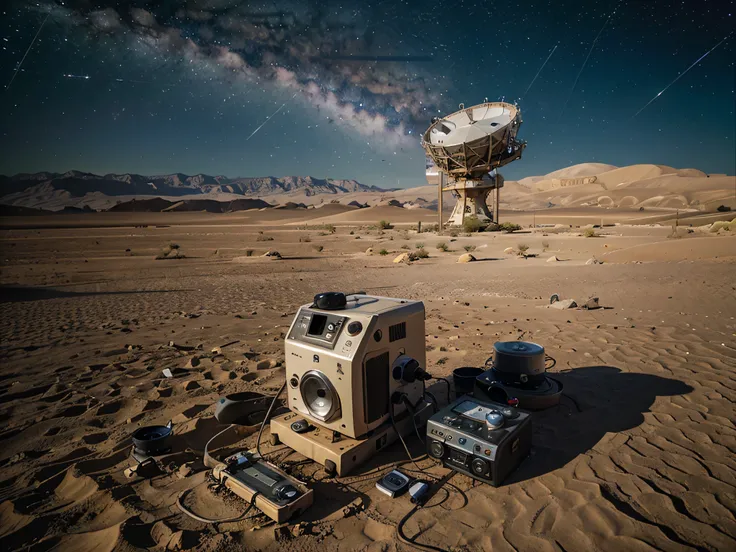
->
389;322;406;342
363;352;389;424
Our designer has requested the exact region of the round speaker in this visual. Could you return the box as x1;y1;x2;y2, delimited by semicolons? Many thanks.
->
471;458;489;476
299;370;340;422
429;440;445;459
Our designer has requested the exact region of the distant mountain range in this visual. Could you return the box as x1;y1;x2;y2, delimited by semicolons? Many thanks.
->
0;170;385;200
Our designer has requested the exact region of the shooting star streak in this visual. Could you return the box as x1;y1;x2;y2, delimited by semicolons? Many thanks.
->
632;32;733;119
559;2;621;119
6;13;49;91
522;44;558;99
246;92;297;141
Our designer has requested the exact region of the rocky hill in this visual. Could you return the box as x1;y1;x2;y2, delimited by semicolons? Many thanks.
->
0;171;384;210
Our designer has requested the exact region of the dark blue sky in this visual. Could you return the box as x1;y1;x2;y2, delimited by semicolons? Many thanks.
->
1;0;734;187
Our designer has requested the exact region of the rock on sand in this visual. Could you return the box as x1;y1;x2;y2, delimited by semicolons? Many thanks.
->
457;253;476;263
546;255;560;262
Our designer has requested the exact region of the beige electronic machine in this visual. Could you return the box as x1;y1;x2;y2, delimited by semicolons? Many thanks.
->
270;292;434;476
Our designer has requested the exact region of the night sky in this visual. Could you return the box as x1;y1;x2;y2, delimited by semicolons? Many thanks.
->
1;1;734;188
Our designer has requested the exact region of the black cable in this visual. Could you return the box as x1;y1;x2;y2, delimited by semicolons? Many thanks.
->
396;470;463;552
177;487;260;524
255;381;287;459
430;377;452;403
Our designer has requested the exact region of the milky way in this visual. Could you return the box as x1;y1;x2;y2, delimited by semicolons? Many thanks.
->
1;0;734;184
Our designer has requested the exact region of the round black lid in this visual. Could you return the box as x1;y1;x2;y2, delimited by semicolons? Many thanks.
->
313;292;347;310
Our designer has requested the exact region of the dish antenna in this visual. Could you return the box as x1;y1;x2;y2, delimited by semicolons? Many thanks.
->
422;101;526;227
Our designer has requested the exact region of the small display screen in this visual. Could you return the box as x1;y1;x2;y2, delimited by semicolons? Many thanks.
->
307;314;327;336
449;448;467;465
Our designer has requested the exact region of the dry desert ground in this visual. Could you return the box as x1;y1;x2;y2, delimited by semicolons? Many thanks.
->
0;206;735;552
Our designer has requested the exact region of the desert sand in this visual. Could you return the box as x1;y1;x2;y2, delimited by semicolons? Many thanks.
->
1;197;735;552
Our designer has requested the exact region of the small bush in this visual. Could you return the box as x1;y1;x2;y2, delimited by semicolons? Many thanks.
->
313;245;324;252
245;249;254;256
517;243;529;256
379;249;389;255
257;233;274;241
378;220;392;230
300;235;311;242
416;243;425;249
541;240;550;251
463;245;476;252
401;244;410;249
349;230;355;235
462;216;484;233
436;242;449;252
169;243;180;250
324;224;336;234
447;228;459;237
415;248;429;259
499;222;521;233
583;228;597;238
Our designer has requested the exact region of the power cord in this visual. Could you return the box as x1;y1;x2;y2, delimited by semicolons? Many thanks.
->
255;381;287;459
177;486;260;524
430;376;452;403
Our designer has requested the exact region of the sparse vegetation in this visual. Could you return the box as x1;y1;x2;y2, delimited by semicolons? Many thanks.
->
245;249;254;256
447;228;460;237
156;243;185;260
416;242;425;249
414;248;429;259
517;243;529;256
542;240;550;251
401;244;410;249
378;220;393;230
463;245;476;252
379;249;389;255
583;228;598;238
436;242;449;252
462;216;485;233
499;222;522;233
299;235;311;242
313;245;324;252
257;232;274;241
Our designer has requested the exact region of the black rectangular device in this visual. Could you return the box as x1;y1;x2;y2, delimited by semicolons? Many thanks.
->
426;395;532;486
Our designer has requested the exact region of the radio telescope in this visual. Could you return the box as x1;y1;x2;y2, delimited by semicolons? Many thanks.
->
422;101;526;226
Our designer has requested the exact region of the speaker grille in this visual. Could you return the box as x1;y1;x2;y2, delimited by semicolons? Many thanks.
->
363;352;389;423
388;322;406;342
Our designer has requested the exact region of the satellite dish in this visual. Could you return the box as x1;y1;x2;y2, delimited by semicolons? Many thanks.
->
422;101;527;226
422;101;525;180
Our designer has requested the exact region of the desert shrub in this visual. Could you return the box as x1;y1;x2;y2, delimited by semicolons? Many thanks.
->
436;242;449;252
349;230;355;235
318;231;328;236
499;222;521;233
300;235;311;242
378;220;392;230
447;228;459;237
464;245;476;252
256;232;274;241
541;240;550;251
245;249;254;256
400;230;410;240
583;228;597;238
325;224;336;233
462;216;485;233
379;249;389;256
710;221;731;232
313;245;324;252
416;242;425;249
414;248;429;259
517;243;529;256
401;244;410;249
156;243;185;260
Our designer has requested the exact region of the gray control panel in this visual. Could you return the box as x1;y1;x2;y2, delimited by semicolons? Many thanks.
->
287;308;346;350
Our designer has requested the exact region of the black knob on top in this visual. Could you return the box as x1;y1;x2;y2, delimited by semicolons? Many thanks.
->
313;292;347;310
